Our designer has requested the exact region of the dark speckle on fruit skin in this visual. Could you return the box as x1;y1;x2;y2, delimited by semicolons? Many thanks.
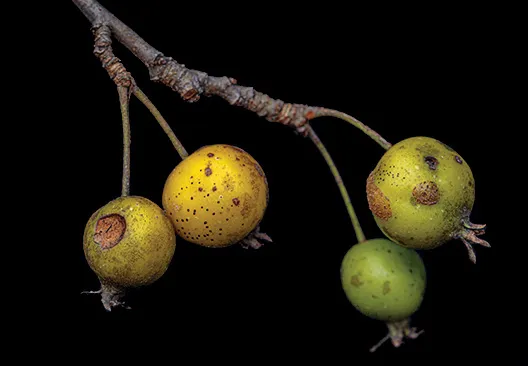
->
455;155;463;164
424;156;439;170
205;167;212;176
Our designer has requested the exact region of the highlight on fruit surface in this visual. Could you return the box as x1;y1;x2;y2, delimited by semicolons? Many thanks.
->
365;136;490;263
340;238;426;351
162;144;271;249
83;195;177;311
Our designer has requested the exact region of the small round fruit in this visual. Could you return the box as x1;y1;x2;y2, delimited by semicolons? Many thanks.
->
366;136;489;262
340;238;426;323
162;144;269;248
341;238;426;350
83;195;176;310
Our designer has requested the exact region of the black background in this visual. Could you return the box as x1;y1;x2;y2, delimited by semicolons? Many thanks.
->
31;1;522;363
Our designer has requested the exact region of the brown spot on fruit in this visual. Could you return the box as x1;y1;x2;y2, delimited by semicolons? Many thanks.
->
383;281;391;295
350;275;364;287
424;156;439;170
207;153;214;157
94;214;126;250
232;198;240;206
198;187;203;192
212;186;217;192
366;172;392;220
412;181;440;205
205;167;212;176
455;155;463;164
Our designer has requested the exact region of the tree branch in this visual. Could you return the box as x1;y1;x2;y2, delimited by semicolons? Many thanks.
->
92;23;189;160
73;0;157;66
72;0;391;147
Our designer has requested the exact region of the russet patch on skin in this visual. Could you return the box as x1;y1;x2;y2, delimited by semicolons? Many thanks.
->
94;214;126;250
412;181;440;205
366;171;392;220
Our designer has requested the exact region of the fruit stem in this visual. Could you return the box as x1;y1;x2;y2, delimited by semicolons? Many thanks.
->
118;85;131;196
133;87;189;159
312;108;392;151
369;333;391;353
306;126;366;243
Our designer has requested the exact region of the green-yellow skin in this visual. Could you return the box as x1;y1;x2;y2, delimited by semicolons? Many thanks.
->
83;196;176;288
162;144;269;248
367;136;475;250
340;238;426;322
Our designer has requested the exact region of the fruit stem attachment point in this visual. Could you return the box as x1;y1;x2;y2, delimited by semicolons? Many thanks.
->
306;126;366;243
118;85;131;197
133;87;189;160
457;216;490;264
311;108;392;151
82;281;130;311
370;318;424;352
239;225;273;249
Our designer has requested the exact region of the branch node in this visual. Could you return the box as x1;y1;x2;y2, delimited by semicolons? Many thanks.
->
92;23;134;88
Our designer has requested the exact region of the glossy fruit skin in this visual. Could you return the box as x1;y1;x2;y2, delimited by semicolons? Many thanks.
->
340;238;426;322
83;196;176;288
366;136;475;250
162;144;269;248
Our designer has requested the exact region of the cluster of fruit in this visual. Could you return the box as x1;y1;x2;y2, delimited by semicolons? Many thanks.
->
341;136;488;349
83;144;270;310
82;135;488;350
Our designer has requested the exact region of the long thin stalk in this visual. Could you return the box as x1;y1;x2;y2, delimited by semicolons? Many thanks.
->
307;126;366;243
118;86;131;196
313;108;392;151
133;87;189;159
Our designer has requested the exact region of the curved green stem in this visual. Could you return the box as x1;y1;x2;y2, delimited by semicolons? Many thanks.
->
306;125;366;243
118;85;131;196
133;87;189;159
313;108;392;151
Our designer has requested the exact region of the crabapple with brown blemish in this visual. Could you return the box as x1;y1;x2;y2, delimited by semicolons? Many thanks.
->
366;136;489;263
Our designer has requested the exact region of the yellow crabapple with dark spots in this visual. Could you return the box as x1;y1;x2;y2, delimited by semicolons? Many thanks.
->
162;144;270;249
